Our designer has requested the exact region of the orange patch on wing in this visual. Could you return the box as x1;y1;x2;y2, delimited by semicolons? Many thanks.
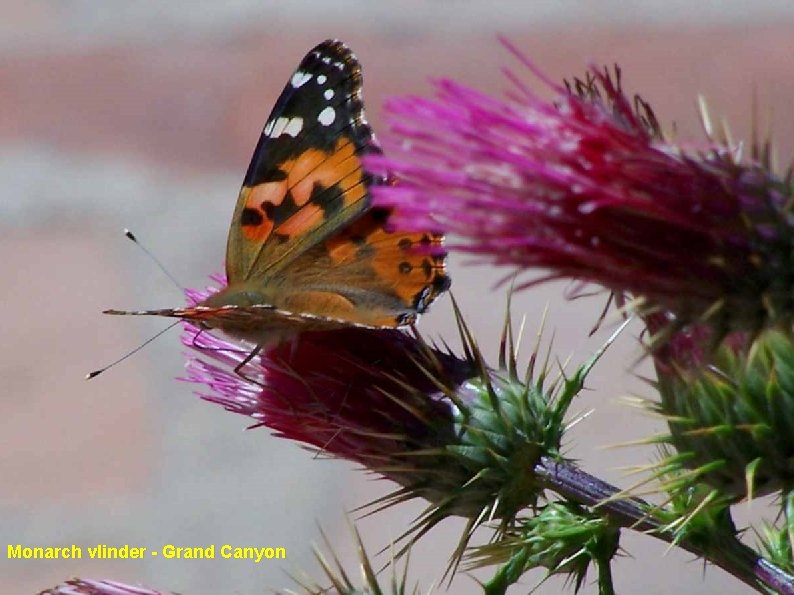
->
247;181;287;210
279;290;357;318
288;148;326;207
288;137;365;211
281;290;404;328
278;203;324;238
371;232;447;306
240;185;280;242
239;137;368;244
326;235;359;264
324;209;381;264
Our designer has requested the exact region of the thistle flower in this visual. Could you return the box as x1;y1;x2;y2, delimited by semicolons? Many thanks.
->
39;579;164;595
182;280;472;499
368;44;794;336
181;281;612;553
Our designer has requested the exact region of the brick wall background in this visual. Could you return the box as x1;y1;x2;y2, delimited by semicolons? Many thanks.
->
3;2;794;593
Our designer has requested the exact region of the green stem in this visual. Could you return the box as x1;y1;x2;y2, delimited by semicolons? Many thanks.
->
535;456;794;595
594;551;616;595
786;491;794;564
483;548;529;595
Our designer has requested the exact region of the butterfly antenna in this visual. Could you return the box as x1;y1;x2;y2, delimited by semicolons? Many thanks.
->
124;228;184;292
86;320;181;380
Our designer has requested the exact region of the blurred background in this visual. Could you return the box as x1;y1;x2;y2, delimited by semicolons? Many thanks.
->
3;1;794;593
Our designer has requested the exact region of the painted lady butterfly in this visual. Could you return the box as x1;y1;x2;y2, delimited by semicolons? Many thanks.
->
106;40;450;354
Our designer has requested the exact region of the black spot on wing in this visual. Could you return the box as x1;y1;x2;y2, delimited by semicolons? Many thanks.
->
240;208;264;227
310;181;347;220
369;207;390;225
262;201;276;220
269;190;300;225
258;168;288;183
421;259;433;279
434;273;452;292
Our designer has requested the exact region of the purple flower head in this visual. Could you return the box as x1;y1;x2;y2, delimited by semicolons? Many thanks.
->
182;280;476;497
179;278;602;531
368;42;794;335
40;579;164;595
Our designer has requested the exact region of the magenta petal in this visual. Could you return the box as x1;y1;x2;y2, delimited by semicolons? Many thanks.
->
178;285;473;481
368;54;794;332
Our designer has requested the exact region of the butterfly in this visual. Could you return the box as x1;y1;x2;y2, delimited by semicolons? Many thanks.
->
105;40;450;360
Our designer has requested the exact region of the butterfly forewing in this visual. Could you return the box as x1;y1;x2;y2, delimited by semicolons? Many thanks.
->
227;39;383;283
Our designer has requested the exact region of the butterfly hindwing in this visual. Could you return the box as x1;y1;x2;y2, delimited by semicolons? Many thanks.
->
264;207;450;328
226;39;382;283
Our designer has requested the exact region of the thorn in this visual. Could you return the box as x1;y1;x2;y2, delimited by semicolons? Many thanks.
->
697;94;713;139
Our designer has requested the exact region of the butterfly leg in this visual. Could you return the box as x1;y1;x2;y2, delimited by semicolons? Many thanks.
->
190;327;252;362
189;328;208;350
232;343;266;387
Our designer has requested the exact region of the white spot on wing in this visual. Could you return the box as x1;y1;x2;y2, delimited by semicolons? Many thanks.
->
291;71;312;88
318;106;335;126
267;116;303;138
324;89;334;100
317;74;327;85
283;116;303;137
269;117;288;137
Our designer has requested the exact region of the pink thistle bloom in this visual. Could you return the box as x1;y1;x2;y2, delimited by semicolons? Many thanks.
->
368;46;794;333
181;281;474;494
182;326;468;470
178;279;603;526
40;579;164;595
